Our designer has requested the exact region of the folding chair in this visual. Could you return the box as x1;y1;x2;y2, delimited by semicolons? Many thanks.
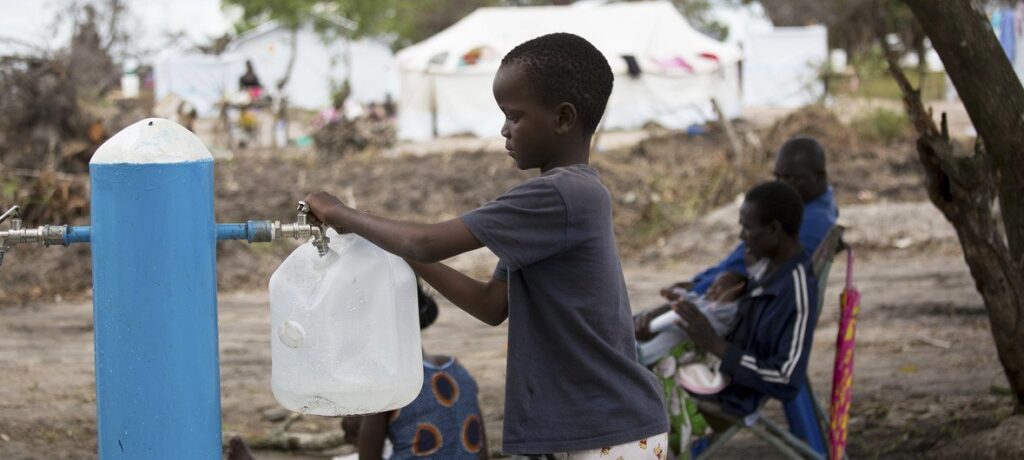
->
694;226;846;460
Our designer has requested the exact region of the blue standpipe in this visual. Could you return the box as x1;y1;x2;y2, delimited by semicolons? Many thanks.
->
89;120;222;459
1;118;316;459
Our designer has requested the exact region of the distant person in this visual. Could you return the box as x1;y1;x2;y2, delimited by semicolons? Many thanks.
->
301;33;669;458
177;100;198;132
667;136;838;297
367;102;385;122
355;283;488;460
239;60;263;100
383;94;397;118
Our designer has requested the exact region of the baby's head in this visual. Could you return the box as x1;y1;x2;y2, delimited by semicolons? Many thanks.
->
706;272;746;302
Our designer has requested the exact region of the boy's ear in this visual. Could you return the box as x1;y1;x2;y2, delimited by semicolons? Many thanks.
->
553;102;577;135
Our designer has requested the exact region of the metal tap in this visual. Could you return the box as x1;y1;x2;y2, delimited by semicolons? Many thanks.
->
0;205;73;267
274;201;330;257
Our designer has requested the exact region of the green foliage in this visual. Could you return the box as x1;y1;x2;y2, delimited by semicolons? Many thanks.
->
667;0;733;41
222;0;394;39
222;0;736;50
851;108;910;143
385;0;496;49
223;0;314;32
832;46;946;101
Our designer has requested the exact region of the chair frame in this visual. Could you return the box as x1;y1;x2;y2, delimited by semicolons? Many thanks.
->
695;226;847;460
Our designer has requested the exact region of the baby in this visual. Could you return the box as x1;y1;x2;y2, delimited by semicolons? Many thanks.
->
635;272;746;364
633;272;747;458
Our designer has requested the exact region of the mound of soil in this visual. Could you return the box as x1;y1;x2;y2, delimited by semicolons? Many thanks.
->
0;105;932;305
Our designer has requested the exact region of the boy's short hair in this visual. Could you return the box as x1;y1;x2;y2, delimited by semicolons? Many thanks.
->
745;182;804;236
501;32;614;135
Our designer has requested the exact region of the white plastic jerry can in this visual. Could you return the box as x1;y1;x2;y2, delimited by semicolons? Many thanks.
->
269;229;423;415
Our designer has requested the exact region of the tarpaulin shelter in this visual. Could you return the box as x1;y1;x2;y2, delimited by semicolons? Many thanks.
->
154;21;397;116
742;25;829;108
394;1;742;141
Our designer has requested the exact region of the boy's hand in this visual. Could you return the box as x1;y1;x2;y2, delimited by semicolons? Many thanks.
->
673;300;727;358
302;191;345;229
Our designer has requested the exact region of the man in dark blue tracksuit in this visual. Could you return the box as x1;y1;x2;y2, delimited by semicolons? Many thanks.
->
668;136;837;297
675;181;818;416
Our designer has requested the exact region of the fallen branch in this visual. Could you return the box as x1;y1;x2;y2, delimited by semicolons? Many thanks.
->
229;430;347;451
3;168;89;183
711;97;744;167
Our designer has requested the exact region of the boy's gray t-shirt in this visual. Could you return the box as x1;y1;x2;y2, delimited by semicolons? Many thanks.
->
461;164;668;454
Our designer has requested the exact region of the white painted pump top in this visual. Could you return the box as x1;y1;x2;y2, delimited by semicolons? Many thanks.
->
91;118;213;164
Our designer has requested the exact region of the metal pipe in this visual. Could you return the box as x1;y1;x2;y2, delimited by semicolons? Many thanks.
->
65;226;92;245
216;221;275;243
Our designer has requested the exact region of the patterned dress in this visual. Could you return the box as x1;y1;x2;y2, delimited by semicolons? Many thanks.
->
388;357;485;459
655;342;710;459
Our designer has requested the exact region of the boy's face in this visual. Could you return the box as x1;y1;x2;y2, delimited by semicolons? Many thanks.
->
493;63;559;170
739;201;780;261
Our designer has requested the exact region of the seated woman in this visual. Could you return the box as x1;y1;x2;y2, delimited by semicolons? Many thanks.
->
356;283;489;460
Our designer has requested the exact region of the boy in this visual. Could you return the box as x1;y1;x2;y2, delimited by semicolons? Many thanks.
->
303;33;668;458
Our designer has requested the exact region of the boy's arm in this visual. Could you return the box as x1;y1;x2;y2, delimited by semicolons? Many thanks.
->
303;191;483;263
357;412;389;460
408;261;508;327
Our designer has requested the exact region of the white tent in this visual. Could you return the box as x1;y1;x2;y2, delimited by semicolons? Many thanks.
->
228;22;398;110
154;21;398;117
395;1;742;141
742;25;829;108
154;52;248;116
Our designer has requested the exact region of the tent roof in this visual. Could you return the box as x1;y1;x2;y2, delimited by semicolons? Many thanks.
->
396;1;741;75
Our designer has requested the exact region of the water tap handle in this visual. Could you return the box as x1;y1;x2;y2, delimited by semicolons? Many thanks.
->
296;201;330;257
1;206;21;227
0;206;20;268
296;201;310;226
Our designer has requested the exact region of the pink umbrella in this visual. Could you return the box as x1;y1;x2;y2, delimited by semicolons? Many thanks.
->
829;249;861;459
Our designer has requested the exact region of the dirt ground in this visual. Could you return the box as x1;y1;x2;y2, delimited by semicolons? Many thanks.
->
0;244;1017;459
2;104;1022;458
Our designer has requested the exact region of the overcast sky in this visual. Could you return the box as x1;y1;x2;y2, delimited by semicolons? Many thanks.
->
0;0;235;56
0;0;773;60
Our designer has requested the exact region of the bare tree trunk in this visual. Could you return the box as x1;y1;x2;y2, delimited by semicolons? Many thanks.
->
274;27;299;148
913;36;927;90
276;28;300;92
890;0;1024;414
711;98;744;168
